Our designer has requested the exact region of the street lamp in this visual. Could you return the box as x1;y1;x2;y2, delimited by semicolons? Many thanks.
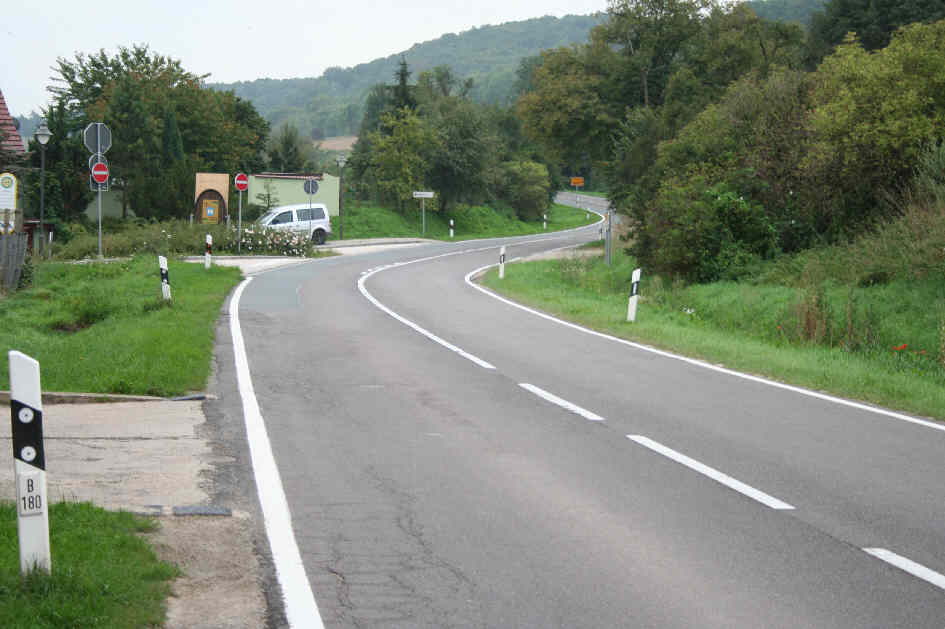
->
34;121;52;256
336;154;347;240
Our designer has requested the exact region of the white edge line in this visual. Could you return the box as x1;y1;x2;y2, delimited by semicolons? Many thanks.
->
464;266;945;435
230;278;326;629
627;435;795;510
519;383;605;421
863;548;945;591
355;214;603;371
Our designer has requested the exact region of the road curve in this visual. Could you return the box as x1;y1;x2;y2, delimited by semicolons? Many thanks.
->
220;196;945;628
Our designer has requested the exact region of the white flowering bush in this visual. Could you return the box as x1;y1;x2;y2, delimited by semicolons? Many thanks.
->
53;219;320;259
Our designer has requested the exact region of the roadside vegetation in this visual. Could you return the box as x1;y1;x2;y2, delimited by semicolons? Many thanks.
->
0;502;178;628
483;191;945;420
49;218;333;260
332;202;597;241
0;256;241;396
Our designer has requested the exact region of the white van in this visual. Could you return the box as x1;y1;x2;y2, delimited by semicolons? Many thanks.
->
257;203;332;244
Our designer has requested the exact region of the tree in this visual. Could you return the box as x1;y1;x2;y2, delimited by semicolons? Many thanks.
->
367;108;432;213
268;122;308;172
392;57;416;111
255;178;280;213
426;99;492;214
50;44;271;219
808;0;945;59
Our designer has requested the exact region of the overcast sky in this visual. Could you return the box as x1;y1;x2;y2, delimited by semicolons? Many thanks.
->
2;0;606;117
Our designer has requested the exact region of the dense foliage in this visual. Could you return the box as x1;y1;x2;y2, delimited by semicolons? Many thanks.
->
348;61;554;221
516;0;945;282
24;45;270;222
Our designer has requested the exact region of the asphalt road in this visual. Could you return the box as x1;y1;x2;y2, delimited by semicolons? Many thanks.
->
221;196;945;628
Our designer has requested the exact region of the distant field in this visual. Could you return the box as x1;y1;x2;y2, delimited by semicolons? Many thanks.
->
318;136;358;151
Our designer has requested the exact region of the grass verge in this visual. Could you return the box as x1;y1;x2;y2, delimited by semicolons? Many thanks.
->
331;202;597;240
0;256;242;396
0;501;179;629
481;247;945;421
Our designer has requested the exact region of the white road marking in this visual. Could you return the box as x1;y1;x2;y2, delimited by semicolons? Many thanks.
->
863;548;945;591
626;435;795;510
519;383;605;421
229;278;325;629
355;219;601;371
465;266;945;435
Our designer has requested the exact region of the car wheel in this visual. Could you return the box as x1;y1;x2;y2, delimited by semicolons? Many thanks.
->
312;230;326;245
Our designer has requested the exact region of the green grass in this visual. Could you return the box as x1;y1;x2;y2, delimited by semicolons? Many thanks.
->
0;502;179;628
331;202;597;240
482;247;945;421
0;256;242;396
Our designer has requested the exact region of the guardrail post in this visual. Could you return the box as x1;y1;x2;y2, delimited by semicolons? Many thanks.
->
627;268;642;322
9;351;51;575
159;255;172;301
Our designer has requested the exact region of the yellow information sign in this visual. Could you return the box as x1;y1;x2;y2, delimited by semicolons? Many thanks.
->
570;176;585;188
201;199;220;224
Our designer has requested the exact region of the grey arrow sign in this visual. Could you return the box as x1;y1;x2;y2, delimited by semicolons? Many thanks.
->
83;123;112;154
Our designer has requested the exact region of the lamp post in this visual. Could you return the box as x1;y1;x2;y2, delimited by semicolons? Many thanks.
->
336;154;347;240
34;121;52;256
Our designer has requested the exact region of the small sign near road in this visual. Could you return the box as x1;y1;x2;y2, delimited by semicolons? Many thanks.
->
412;191;434;199
91;162;109;184
304;179;319;195
234;173;249;191
83;122;112;154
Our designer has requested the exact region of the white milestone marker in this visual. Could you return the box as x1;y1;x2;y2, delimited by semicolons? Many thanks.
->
499;245;507;279
627;268;641;322
9;351;51;574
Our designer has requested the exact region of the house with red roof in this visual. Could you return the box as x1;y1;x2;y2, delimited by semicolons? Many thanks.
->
0;88;27;155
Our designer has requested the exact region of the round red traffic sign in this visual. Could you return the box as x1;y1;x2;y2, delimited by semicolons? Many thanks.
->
234;173;249;191
91;162;109;184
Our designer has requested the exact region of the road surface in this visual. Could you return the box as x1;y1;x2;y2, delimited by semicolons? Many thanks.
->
214;195;945;628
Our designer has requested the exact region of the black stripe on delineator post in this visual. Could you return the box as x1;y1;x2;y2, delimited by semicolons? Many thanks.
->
11;400;45;471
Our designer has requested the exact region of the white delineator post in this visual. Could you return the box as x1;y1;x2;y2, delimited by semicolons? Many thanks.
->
499;245;506;279
159;255;172;301
450;219;454;240
627;268;642;322
9;351;51;574
205;234;212;269
543;214;547;230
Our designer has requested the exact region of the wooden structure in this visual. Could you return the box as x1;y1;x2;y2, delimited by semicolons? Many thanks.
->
194;173;229;224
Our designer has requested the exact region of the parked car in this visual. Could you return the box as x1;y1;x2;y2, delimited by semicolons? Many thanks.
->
256;203;332;244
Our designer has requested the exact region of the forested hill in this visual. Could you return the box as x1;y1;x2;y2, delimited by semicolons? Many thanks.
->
746;0;825;23
208;14;603;138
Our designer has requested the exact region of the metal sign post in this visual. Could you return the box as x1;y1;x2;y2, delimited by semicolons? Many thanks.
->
85;123;111;259
605;208;613;266
9;351;50;574
412;191;434;236
234;174;248;254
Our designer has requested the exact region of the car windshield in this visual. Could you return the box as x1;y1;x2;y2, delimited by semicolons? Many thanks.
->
256;210;279;225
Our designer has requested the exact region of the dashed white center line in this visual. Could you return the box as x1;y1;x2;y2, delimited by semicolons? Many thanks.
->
863;548;945;591
627;435;795;510
519;383;605;421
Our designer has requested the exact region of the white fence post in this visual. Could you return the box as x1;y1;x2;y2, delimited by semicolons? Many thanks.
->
9;351;51;574
627;268;642;322
499;245;506;279
205;234;212;269
159;255;172;301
